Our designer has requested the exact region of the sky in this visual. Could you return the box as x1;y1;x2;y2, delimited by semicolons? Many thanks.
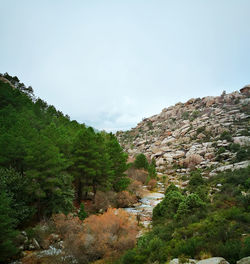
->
1;0;250;132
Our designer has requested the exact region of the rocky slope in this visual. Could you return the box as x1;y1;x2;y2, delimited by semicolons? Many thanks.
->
117;86;250;187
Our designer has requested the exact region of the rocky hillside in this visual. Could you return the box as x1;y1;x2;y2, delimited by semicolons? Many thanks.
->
117;86;250;187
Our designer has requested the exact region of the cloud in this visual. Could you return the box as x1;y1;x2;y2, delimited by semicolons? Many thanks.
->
0;1;250;131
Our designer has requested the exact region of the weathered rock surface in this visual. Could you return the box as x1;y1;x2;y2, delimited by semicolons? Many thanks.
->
170;258;197;264
197;258;230;264
237;257;250;264
170;258;230;264
117;88;250;186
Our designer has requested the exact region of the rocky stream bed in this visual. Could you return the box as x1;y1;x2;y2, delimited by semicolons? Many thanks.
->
124;182;165;231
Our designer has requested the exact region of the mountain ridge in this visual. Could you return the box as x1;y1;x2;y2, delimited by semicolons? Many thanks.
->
117;86;250;187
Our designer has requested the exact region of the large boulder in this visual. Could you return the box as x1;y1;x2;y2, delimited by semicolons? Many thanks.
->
161;136;176;145
233;136;250;146
170;258;197;264
237;257;250;264
210;160;250;176
173;150;185;159
196;257;229;264
240;84;250;96
156;158;165;166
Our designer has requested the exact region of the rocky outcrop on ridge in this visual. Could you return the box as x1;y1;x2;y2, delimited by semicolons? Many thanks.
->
117;88;250;187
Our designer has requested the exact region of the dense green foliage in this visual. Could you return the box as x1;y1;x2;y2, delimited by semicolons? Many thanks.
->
134;153;149;169
78;203;88;220
120;167;250;264
0;73;129;262
133;153;157;182
0;191;19;262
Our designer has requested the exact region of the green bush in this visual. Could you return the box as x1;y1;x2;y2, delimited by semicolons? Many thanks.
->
120;167;250;264
133;154;149;170
182;111;189;120
78;203;87;220
217;147;226;155
0;191;19;262
236;146;250;162
220;131;233;142
229;143;241;152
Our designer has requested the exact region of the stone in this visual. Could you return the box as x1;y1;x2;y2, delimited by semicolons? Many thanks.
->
32;238;40;250
240;84;250;96
170;258;197;264
210;160;250;176
161;137;176;145
155;151;164;156
237;257;250;264
21;231;28;237
233;136;250;146
173;150;185;159
196;258;229;264
151;147;162;154
204;152;214;160
181;126;190;136
156;158;165;166
197;133;206;139
117;86;250;188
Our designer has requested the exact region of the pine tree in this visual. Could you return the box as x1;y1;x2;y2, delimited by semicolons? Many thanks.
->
0;191;19;262
134;153;148;170
78;203;87;220
105;133;129;191
148;158;157;179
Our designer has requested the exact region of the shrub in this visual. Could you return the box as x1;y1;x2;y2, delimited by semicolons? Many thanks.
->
184;154;203;168
191;110;200;120
78;203;87;220
229;143;241;152
0;191;19;262
134;154;149;169
53;213;83;238
55;209;138;263
217;147;226;155
182;112;189;120
128;180;144;198
147;179;157;191
148;158;157;179
236;147;250;162
114;177;131;192
126;167;148;184
153;190;184;220
188;170;204;189
165;183;179;195
196;127;205;134
93;191;116;212
116;191;137;208
220;131;233;142
240;236;250;259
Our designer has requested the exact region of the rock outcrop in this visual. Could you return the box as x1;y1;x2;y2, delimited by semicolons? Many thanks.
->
237;257;250;264
170;258;230;264
117;88;250;187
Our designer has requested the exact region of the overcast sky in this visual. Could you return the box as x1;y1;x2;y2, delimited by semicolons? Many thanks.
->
1;1;250;131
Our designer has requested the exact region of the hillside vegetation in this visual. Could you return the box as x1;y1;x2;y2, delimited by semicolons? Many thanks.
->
119;167;250;264
117;86;250;187
0;73;133;263
0;73;249;264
